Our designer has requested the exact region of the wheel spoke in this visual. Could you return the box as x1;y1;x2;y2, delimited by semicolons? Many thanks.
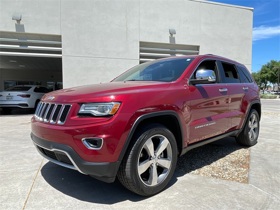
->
251;129;257;140
251;114;256;124
252;122;258;129
155;137;169;156
248;130;252;139
148;164;158;185
157;158;171;169
144;138;154;156
137;134;174;187
248;113;258;141
138;159;152;175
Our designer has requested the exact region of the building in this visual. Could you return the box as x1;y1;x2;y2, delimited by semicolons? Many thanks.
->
0;0;253;90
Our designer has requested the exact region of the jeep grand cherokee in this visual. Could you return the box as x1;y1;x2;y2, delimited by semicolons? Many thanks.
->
31;54;261;196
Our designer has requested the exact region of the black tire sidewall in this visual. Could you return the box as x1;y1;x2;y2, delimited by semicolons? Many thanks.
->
241;109;260;146
128;125;178;196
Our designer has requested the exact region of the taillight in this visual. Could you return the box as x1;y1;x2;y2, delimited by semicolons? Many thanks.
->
17;94;31;98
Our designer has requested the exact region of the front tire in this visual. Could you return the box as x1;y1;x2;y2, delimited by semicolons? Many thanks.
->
236;109;260;146
117;124;178;196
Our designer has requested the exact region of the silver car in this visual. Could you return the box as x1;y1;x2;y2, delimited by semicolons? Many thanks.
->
0;85;50;113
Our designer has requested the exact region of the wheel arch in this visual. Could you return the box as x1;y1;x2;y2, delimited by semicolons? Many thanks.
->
118;111;184;164
251;102;261;120
237;99;261;136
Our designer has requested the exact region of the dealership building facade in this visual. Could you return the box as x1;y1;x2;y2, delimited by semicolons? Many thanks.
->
0;0;253;90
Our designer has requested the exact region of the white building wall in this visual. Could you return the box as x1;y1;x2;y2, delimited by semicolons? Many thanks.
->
0;0;253;88
60;0;140;87
139;0;252;69
0;0;61;34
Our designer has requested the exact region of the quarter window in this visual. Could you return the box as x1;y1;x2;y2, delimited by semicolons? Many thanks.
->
237;66;253;83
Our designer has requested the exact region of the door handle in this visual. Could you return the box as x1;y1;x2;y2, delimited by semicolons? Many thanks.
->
219;88;228;92
243;87;249;91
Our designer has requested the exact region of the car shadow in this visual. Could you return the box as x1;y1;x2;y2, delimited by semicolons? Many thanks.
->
40;137;245;203
41;162;145;203
175;137;246;177
0;108;34;115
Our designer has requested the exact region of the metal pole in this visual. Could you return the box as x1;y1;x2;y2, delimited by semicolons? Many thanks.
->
277;67;280;94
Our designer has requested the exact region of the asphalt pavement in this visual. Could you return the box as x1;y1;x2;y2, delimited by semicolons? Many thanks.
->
0;99;279;210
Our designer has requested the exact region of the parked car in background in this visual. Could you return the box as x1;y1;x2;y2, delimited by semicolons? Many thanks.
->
31;54;261;196
0;85;50;113
271;91;280;95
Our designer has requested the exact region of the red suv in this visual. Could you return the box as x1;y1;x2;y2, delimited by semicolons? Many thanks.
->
31;54;261;196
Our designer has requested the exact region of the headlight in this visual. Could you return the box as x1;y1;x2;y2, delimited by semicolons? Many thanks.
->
78;102;121;116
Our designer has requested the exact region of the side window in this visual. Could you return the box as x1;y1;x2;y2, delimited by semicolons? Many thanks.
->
221;62;240;83
192;60;218;81
237;65;253;83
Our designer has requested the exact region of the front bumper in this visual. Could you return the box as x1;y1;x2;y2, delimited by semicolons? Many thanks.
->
31;133;120;183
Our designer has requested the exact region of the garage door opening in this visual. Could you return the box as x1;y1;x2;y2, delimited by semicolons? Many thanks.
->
0;31;62;91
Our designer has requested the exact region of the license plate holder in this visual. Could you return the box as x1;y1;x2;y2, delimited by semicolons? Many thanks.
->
6;96;13;100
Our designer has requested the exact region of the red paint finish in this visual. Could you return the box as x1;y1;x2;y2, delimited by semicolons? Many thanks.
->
31;54;260;179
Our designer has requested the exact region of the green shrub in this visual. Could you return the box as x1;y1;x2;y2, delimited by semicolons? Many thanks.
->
260;94;278;99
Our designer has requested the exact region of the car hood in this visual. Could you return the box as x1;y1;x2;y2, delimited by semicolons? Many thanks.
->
42;81;171;103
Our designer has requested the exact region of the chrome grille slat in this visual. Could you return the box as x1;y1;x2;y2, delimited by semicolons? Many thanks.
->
35;102;71;125
39;103;47;121
51;104;62;124
58;105;71;124
35;102;43;117
37;103;45;120
45;104;55;122
42;104;50;121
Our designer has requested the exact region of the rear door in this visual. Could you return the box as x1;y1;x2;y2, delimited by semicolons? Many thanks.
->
217;61;247;131
188;59;230;143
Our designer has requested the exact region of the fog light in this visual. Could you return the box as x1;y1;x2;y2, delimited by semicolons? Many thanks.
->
82;137;103;150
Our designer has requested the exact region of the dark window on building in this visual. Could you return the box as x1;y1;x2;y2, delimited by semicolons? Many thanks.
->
6;86;32;91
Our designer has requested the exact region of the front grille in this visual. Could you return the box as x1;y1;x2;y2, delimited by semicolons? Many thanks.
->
37;146;73;166
35;102;71;125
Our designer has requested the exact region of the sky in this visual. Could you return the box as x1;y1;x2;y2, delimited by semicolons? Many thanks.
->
210;0;280;72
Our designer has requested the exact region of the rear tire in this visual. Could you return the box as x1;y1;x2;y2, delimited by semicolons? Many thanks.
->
236;109;260;146
117;124;178;196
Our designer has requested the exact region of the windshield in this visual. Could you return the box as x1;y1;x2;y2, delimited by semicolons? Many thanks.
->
113;58;194;82
5;86;32;91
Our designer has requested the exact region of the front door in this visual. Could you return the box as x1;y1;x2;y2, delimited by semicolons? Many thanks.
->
187;60;230;143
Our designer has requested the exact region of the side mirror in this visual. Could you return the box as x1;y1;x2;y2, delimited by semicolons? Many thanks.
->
189;69;216;85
